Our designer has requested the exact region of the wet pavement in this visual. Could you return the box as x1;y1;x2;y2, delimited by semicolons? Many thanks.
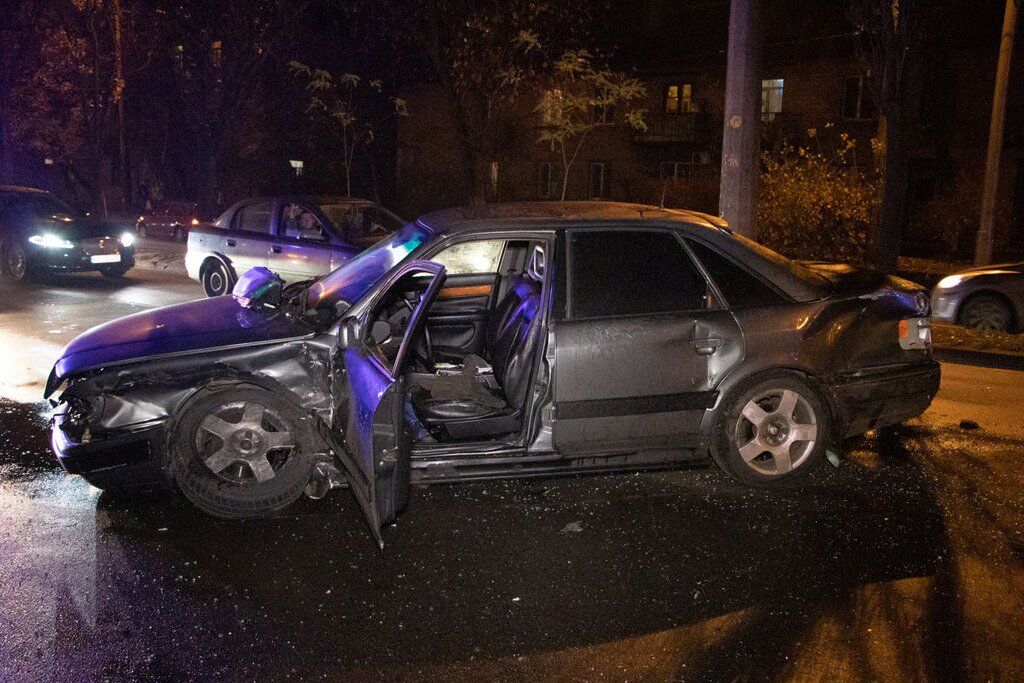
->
1;265;1024;680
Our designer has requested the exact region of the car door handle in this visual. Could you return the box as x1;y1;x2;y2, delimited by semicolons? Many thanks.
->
271;245;282;253
226;239;236;247
690;338;723;355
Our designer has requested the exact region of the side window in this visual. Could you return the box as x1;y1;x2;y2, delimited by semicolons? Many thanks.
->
686;238;785;308
430;240;505;275
570;230;707;318
232;201;273;234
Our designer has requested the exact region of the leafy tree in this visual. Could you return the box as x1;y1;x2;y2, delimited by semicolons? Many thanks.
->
290;63;407;198
757;125;880;264
345;0;593;203
535;49;646;200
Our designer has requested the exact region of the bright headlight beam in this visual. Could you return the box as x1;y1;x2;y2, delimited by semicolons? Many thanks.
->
937;275;963;289
28;233;75;249
119;232;136;248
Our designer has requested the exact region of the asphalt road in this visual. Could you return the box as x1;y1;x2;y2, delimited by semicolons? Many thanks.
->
1;259;1023;680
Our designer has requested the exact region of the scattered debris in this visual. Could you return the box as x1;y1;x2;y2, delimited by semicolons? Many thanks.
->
825;449;841;468
561;521;583;534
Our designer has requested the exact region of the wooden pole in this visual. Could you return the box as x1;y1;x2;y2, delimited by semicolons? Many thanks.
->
974;0;1017;265
718;0;762;238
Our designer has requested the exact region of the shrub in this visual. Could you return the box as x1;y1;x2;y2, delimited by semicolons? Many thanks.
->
757;128;879;264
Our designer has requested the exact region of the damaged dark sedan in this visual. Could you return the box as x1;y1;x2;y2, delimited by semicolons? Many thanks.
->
46;202;940;544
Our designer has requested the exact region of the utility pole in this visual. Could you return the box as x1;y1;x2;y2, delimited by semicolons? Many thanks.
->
718;0;762;238
974;0;1017;265
112;0;130;211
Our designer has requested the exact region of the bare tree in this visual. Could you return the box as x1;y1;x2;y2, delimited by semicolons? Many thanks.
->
851;0;942;273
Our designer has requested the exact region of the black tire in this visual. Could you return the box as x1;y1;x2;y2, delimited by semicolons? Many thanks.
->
0;237;32;283
168;385;317;519
711;372;831;488
101;266;130;279
202;259;234;297
959;293;1014;332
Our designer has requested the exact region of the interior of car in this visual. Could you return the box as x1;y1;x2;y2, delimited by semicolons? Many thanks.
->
364;241;548;444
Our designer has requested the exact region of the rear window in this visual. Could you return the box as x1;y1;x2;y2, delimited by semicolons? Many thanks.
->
686;238;786;307
569;230;707;318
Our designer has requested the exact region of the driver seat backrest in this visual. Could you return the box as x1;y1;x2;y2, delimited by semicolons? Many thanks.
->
491;246;545;410
483;243;545;354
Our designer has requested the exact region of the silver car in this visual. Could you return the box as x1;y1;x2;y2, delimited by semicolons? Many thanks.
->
930;261;1024;332
186;196;403;296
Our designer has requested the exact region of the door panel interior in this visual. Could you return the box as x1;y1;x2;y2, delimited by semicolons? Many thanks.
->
426;273;498;360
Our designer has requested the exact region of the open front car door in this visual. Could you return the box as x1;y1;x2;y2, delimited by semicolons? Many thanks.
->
334;260;446;547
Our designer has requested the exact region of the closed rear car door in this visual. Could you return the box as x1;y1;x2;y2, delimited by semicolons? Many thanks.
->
226;200;275;277
336;260;446;546
551;228;744;454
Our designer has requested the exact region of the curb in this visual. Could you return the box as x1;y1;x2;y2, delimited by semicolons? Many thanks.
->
933;347;1024;372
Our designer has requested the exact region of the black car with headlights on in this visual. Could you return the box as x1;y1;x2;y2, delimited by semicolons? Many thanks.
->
0;185;136;283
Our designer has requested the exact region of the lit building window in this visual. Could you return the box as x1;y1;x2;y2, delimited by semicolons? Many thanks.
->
289;159;304;177
761;78;784;121
664;84;694;114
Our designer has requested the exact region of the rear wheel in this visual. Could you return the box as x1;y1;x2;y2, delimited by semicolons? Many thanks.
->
202;260;234;297
0;238;31;283
168;386;317;519
960;293;1013;332
712;373;830;488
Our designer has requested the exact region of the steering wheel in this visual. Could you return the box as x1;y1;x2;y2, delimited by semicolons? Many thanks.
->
402;299;435;369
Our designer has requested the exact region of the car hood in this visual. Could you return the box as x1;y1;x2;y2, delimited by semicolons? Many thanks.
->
798;262;900;298
46;296;312;396
33;215;120;240
947;261;1024;278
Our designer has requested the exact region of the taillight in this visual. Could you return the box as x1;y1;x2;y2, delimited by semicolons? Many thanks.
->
899;317;931;351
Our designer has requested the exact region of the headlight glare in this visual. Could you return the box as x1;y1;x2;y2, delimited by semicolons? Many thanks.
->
937;275;963;290
119;231;136;248
28;233;75;249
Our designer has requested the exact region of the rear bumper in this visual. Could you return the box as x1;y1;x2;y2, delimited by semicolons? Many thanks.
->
828;360;941;437
51;409;168;489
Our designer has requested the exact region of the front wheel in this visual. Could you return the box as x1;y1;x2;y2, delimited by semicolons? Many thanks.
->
168;386;317;519
202;260;234;297
0;238;32;283
712;373;831;488
960;294;1013;332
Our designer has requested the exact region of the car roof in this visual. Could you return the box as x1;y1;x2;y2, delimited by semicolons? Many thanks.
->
244;195;377;206
0;185;49;195
416;201;731;236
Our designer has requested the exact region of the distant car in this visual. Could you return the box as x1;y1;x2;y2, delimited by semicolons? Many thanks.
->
185;196;404;296
48;202;939;544
930;262;1024;332
0;185;136;283
136;201;202;242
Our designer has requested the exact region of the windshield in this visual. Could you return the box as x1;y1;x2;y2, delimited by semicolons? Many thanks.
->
305;221;431;311
17;193;78;219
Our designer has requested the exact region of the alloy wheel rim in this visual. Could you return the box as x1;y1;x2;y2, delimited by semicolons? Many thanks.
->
964;300;1009;331
6;242;26;279
733;388;818;476
196;401;295;484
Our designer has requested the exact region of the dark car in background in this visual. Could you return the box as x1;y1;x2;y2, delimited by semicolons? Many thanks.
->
0;185;136;283
47;202;939;545
185;195;404;296
136;200;203;242
931;262;1024;332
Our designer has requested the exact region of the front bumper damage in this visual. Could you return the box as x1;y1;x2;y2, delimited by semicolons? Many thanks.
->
51;408;169;489
828;360;941;437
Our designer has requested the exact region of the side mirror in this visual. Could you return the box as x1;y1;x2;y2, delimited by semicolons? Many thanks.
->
338;316;362;349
